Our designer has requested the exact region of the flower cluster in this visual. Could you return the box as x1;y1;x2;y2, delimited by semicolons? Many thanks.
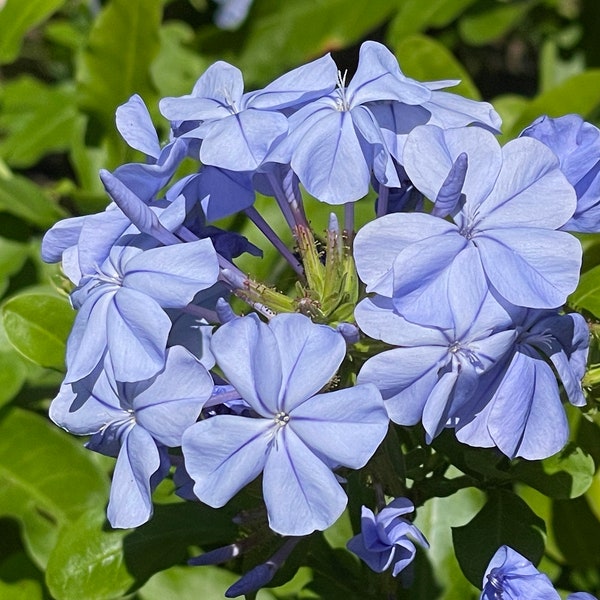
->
43;40;599;597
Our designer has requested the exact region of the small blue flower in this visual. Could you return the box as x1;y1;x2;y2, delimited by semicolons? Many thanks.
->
481;545;559;599
50;346;213;528
182;313;389;536
347;497;428;577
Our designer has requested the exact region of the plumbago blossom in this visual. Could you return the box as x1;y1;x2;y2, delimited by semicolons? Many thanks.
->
43;40;600;598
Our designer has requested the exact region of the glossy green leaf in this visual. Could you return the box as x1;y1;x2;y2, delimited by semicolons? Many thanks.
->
46;502;238;600
503;70;600;140
452;489;546;587
223;0;396;86
0;0;67;64
76;0;162;129
458;0;538;46
414;487;484;599
0;408;109;567
513;443;595;499
2;293;74;370
0;77;82;169
0;171;66;229
0;320;27;407
552;496;600;568
0;236;28;297
394;34;480;100
569;264;600;318
139;564;280;600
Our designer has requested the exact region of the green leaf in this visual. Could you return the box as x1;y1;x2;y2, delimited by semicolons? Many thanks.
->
569;264;600;318
212;0;395;87
0;236;28;298
394;34;480;100
0;578;43;600
452;489;546;587
413;487;484;599
513;443;595;499
0;170;66;229
0;0;67;64
0;77;82;169
2;293;74;370
76;0;162;130
458;0;538;46
502;70;600;141
46;502;238;600
0;320;27;407
552;496;600;568
0;408;109;567
387;0;477;42
150;21;209;99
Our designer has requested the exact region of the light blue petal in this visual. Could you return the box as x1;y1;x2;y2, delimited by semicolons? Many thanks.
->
182;416;272;507
403;125;502;211
211;314;282;416
269;314;346;412
358;347;446;425
108;288;172;382
476;228;582;308
288;109;371;204
134;346;213;447
423;90;502;132
65;288;112;383
391;232;470;327
289;383;388;469
200;109;288;171
115;94;160;158
354;296;447;346
478;137;576;228
487;351;568;459
422;366;460;441
107;425;161;528
348;41;431;106
263;426;347;535
122;239;219;308
354;212;456;296
248;53;337;110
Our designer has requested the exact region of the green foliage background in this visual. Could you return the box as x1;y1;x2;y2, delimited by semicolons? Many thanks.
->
0;0;599;598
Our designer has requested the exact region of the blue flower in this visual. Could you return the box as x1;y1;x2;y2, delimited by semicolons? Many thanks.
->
159;55;337;172
455;309;589;460
354;125;581;327
65;238;219;383
356;251;517;442
50;346;213;528
481;545;559;599
181;313;388;536
521;114;600;233
347;498;428;577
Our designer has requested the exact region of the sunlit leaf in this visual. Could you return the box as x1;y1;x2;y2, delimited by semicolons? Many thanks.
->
0;172;66;229
0;0;67;64
513;444;595;499
2;293;74;370
0;409;109;567
394;34;480;100
415;487;484;598
76;0;162;130
458;0;538;46
0;77;82;169
46;502;238;600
